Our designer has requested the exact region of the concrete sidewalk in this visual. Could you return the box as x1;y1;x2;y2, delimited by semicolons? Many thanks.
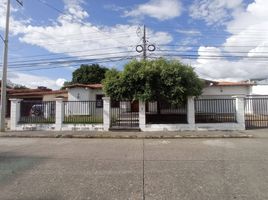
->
0;130;255;139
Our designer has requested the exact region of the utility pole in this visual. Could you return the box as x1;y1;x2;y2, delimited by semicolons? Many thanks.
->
0;0;23;132
136;25;155;60
142;25;147;60
0;0;11;132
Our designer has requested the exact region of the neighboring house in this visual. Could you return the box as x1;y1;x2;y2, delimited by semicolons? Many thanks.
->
248;79;268;96
201;80;253;98
63;83;104;101
63;84;104;117
1;87;67;118
9;88;68;101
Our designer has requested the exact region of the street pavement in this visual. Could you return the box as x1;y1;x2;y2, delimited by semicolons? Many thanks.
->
0;136;268;200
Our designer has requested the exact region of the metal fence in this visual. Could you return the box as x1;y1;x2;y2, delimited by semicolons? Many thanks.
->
195;99;236;123
245;97;268;129
146;101;187;124
19;101;56;124
63;101;103;124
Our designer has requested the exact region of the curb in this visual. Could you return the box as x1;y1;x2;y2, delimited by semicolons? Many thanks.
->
0;134;253;139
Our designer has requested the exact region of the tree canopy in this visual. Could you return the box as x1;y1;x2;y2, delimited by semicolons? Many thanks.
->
65;64;108;86
103;58;204;104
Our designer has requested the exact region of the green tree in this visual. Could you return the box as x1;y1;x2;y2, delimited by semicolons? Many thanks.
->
70;64;108;84
103;58;204;105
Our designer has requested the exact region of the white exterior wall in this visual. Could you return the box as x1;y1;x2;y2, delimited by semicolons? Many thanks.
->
202;86;250;97
68;88;90;101
66;88;104;116
250;85;268;96
68;88;104;101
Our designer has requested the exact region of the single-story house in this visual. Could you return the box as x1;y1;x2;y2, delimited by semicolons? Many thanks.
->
1;86;67;117
63;81;258;102
62;84;104;117
63;83;103;101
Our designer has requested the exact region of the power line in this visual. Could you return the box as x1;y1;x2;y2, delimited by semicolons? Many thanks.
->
148;54;268;61
7;50;135;65
9;45;133;60
36;0;132;47
159;44;268;48
6;56;138;72
17;34;135;47
156;49;268;54
7;55;139;68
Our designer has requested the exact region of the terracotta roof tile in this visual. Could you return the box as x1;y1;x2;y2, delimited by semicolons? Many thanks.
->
63;83;103;89
214;81;254;86
9;90;67;97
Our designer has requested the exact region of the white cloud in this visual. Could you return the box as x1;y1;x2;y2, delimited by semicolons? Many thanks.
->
5;72;64;89
56;78;67;87
176;29;201;36
124;0;182;21
189;0;243;25
192;0;268;81
0;0;173;88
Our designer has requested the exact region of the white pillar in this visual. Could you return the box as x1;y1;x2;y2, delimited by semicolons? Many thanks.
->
245;96;253;114
139;101;146;130
103;97;111;131
233;95;245;129
10;99;22;131
187;96;195;125
55;98;64;131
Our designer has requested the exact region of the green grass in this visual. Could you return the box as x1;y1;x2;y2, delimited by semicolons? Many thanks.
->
63;115;103;124
19;117;55;124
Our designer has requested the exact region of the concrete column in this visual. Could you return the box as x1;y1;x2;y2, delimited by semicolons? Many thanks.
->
55;98;64;131
187;96;195;125
233;95;246;129
139;101;146;130
10;99;22;131
103;97;111;131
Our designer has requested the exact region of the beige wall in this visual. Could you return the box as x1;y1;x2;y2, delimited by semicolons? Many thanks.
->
43;93;68;101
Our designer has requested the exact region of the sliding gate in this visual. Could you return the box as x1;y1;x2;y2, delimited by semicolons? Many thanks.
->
111;101;139;129
245;97;268;129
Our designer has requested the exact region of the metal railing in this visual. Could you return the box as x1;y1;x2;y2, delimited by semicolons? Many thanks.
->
111;101;139;128
195;99;236;123
19;101;55;124
63;101;103;124
245;97;268;129
146;101;187;124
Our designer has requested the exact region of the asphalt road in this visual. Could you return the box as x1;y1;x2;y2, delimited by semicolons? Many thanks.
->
0;137;268;200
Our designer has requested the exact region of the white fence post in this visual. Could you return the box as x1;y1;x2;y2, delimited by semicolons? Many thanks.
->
187;96;195;125
139;101;146;131
55;98;64;131
234;95;246;129
103;97;111;131
10;99;22;131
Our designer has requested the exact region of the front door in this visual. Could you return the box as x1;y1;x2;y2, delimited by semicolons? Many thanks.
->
131;100;139;112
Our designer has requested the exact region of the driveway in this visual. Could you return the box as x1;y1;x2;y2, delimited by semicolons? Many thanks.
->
0;137;268;200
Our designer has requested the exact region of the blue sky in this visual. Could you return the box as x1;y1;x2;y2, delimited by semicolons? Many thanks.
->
1;0;268;89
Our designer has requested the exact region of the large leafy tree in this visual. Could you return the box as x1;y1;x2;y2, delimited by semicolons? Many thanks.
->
103;58;204;105
66;64;108;85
